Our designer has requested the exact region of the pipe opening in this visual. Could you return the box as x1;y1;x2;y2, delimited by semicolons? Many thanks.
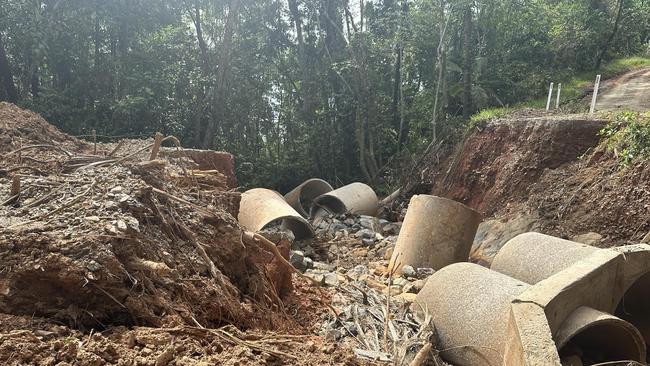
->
262;218;314;241
298;181;333;216
557;308;646;365
311;195;346;217
616;271;650;362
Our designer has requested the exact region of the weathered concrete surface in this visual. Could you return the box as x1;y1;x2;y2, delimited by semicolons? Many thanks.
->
596;67;650;112
417;237;650;366
491;233;598;284
389;195;481;273
312;182;378;217
414;263;530;366
238;188;314;239
554;306;646;362
284;179;333;217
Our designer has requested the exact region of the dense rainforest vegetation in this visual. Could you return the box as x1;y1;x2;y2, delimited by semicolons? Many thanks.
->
0;0;648;190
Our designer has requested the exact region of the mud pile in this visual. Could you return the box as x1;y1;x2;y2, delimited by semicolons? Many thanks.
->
412;112;650;264
0;103;277;330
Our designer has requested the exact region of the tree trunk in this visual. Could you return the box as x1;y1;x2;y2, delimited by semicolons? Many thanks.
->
391;44;402;145
431;0;449;141
0;34;18;103
462;5;473;120
595;0;624;69
200;0;242;149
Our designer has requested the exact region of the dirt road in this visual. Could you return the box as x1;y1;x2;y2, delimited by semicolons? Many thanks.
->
596;67;650;112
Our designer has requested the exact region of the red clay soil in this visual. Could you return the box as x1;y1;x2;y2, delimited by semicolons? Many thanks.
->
420;113;650;247
0;103;371;365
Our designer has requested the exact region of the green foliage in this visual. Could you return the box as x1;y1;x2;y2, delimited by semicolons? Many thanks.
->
470;107;512;124
601;112;650;165
0;0;648;190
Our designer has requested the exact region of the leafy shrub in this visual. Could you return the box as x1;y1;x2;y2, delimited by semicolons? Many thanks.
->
600;112;650;165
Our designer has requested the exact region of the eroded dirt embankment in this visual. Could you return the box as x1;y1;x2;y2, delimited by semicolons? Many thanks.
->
417;113;650;264
0;103;369;366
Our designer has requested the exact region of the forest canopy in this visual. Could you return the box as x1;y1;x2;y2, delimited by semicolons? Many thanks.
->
0;0;648;190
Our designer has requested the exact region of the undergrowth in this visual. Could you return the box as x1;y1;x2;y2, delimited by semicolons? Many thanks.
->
600;112;650;165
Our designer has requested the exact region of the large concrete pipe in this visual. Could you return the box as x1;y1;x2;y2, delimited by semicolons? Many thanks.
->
490;232;599;284
414;263;530;366
311;182;379;217
284;179;333;218
238;188;314;240
415;263;648;366
555;306;646;364
388;195;481;273
491;233;650;360
615;271;650;357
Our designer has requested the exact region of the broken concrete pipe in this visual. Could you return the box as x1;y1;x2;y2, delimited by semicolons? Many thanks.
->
415;263;530;366
311;182;379;217
555;306;646;364
491;232;650;354
414;263;647;366
238;188;314;240
490;232;599;285
284;178;333;218
388;195;481;274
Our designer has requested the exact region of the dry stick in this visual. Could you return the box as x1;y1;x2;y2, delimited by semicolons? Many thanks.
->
110;135;180;166
108;139;125;157
10;175;20;196
0;166;47;176
243;231;340;317
384;254;401;352
2;176;21;206
149;132;164;160
4;144;73;158
92;129;97;155
409;343;432;366
91;283;127;309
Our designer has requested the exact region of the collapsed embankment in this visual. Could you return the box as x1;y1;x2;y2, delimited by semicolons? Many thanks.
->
414;112;650;264
0;102;367;365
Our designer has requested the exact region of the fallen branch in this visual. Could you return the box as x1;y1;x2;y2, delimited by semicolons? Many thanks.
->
0;166;47;177
242;231;340;317
4;144;73;158
409;343;432;366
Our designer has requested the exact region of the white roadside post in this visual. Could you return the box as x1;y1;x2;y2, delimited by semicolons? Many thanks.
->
556;83;562;109
546;82;554;111
589;75;601;114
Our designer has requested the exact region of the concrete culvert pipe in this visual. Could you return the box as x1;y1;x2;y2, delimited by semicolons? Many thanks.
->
311;182;378;217
414;263;530;366
238;188;314;240
490;232;599;284
284;179;333;218
388;195;481;273
616;271;650;357
556;306;647;365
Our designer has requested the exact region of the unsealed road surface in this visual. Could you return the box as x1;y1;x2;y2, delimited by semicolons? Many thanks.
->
597;67;650;112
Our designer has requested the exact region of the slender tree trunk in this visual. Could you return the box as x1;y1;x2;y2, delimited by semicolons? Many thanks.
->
595;0;625;69
432;0;449;141
0;35;18;103
190;2;211;146
193;3;210;76
461;5;473;120
200;0;242;149
391;45;402;143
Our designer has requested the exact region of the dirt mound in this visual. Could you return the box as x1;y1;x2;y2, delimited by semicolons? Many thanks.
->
428;115;607;217
0;102;86;154
0;103;287;333
413;114;649;263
